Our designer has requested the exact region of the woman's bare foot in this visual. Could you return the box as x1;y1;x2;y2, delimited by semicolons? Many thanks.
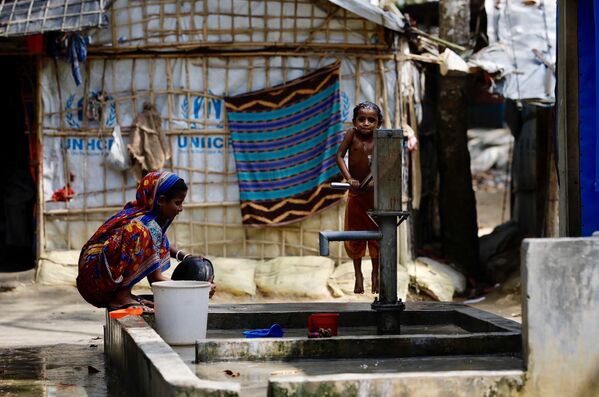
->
354;273;364;294
109;290;154;313
132;294;154;308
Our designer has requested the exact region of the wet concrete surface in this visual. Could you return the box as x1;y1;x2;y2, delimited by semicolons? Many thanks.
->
174;345;522;397
0;283;130;396
0;345;129;397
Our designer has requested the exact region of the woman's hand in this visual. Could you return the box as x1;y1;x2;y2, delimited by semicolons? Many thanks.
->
171;246;202;262
209;283;216;298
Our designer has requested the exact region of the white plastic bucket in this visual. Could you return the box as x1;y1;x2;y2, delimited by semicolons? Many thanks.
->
152;280;210;345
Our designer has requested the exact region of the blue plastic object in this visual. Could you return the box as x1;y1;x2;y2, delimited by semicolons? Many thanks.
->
242;324;284;338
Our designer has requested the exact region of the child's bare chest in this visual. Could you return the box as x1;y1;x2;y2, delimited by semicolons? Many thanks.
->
350;137;374;154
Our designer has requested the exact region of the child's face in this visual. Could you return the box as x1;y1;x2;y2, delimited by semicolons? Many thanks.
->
353;108;380;135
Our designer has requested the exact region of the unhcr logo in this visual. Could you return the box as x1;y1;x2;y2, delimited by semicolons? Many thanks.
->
177;135;228;154
65;137;114;156
64;91;117;129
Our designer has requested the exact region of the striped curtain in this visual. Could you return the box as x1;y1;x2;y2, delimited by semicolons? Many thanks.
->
225;62;345;226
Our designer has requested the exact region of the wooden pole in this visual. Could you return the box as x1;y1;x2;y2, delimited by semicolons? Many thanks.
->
437;0;480;279
557;0;580;236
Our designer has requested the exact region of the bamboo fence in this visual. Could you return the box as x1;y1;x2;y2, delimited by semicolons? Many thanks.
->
40;0;420;264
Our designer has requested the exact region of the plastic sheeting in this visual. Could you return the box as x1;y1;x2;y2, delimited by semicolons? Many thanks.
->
0;0;110;37
578;1;599;235
468;0;556;103
89;0;402;50
41;56;402;210
327;0;404;31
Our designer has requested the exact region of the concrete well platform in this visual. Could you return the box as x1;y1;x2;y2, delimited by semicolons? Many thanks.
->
106;301;523;397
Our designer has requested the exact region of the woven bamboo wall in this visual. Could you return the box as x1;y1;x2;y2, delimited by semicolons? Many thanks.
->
39;1;418;262
91;0;388;51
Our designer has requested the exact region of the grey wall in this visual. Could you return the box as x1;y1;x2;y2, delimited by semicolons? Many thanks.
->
522;237;599;396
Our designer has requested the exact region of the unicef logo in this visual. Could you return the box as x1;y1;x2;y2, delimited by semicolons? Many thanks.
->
65;90;117;129
181;91;223;129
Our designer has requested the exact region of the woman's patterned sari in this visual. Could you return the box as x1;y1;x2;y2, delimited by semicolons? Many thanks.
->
76;171;181;308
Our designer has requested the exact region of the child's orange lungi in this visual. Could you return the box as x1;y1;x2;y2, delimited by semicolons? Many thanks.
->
344;191;379;260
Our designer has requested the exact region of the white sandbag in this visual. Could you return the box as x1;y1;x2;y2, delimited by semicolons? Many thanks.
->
255;256;334;298
415;256;466;294
37;250;81;286
326;277;345;298
210;257;258;296
406;260;455;301
332;259;409;301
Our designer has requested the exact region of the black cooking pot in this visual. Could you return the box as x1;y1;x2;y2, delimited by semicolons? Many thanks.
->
171;256;214;282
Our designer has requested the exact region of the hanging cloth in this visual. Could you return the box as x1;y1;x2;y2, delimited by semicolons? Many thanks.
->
127;103;172;173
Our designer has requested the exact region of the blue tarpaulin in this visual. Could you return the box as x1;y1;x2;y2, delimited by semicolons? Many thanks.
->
578;1;599;235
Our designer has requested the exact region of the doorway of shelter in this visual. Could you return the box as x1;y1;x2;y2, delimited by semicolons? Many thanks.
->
0;57;37;273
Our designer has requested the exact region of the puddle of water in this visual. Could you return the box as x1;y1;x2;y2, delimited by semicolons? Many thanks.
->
0;345;130;397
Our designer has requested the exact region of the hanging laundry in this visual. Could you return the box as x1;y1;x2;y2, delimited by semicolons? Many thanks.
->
68;33;88;86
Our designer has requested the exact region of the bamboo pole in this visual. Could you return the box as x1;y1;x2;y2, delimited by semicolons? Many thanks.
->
184;57;193;253
89;40;389;53
355;57;361;104
223;57;230;257
165;57;179;245
35;56;45;279
378;59;391;129
202;56;209;255
110;60;127;205
87;51;425;62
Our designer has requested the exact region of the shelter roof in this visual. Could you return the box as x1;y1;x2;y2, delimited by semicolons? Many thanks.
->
0;0;111;37
326;0;404;32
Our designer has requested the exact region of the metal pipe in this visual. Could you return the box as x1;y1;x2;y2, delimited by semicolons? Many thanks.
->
319;230;382;256
378;216;398;305
330;182;351;190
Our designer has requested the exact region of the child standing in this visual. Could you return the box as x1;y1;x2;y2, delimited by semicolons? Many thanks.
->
336;102;417;294
336;102;382;294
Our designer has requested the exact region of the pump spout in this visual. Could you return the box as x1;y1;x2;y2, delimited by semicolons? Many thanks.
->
319;231;382;256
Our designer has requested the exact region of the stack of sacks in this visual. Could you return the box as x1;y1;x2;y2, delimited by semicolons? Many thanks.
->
406;257;466;301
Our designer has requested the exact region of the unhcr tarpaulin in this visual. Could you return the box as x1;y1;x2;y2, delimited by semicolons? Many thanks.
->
225;62;345;226
41;56;398;212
